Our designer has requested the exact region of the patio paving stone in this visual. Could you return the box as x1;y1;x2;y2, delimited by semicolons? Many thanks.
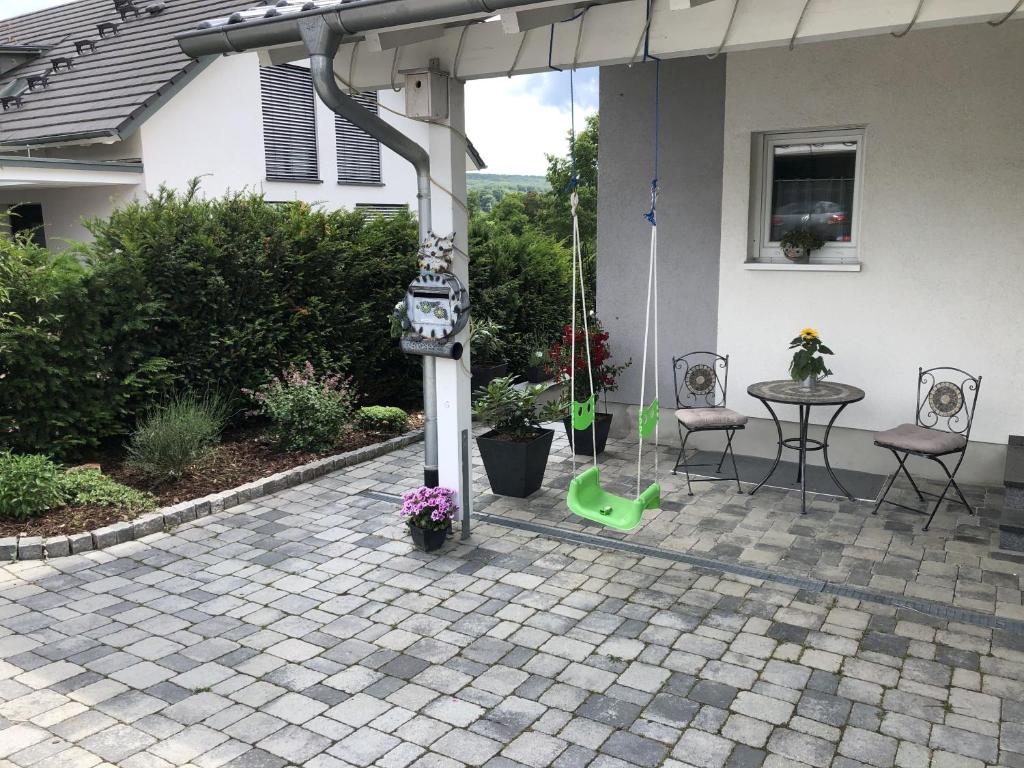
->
1;434;1023;766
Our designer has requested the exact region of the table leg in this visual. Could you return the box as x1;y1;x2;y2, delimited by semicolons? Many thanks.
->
749;398;783;497
798;404;810;515
795;404;805;485
822;402;855;501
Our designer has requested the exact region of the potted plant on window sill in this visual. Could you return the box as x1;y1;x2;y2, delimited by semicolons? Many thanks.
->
543;319;630;456
400;486;457;552
779;228;825;264
469;318;508;394
474;376;554;498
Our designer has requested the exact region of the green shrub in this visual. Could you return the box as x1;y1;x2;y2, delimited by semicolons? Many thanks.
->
60;470;155;514
469;319;505;364
0;237;172;458
86;182;420;409
0;183;421;459
248;362;356;452
468;203;572;373
127;392;229;481
355;406;408;435
0;453;65;521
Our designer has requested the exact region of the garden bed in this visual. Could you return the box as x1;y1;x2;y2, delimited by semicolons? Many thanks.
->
0;416;423;540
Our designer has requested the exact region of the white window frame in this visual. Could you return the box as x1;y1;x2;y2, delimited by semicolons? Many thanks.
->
749;127;865;267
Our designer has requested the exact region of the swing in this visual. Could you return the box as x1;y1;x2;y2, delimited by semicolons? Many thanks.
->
564;20;662;532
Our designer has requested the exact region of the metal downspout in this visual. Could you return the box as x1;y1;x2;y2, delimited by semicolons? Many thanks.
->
299;17;439;487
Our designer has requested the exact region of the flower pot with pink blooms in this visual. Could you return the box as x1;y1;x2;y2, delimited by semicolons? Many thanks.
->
399;486;457;552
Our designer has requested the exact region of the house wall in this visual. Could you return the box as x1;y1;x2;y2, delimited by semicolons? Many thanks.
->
717;22;1024;483
597;56;727;424
0;184;138;250
598;22;1023;484
138;52;424;210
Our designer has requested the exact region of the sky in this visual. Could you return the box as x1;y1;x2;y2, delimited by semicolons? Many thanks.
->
0;0;598;177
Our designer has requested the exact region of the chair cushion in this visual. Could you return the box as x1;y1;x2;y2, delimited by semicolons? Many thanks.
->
874;423;967;455
675;407;748;430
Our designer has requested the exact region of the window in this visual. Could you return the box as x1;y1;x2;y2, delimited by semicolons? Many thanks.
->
356;203;408;219
752;128;864;265
336;91;383;185
260;64;320;182
8;203;45;248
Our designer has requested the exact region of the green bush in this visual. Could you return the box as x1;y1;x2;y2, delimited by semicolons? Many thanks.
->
248;362;356;452
469;199;572;373
0;183;420;459
60;469;155;514
0;237;172;458
355;406;408;435
0;453;65;521
127;391;229;481
87;182;420;410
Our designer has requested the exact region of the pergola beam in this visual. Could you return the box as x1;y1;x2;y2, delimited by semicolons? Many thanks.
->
235;0;1023;91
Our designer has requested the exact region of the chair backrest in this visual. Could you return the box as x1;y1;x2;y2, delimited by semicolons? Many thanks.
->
673;352;730;409
915;366;982;439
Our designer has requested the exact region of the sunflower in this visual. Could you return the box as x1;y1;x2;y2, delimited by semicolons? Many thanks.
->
800;327;819;341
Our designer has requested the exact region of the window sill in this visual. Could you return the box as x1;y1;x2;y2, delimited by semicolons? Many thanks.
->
337;181;385;187
744;262;862;272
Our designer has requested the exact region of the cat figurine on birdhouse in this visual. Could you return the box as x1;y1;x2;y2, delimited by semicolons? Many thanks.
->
417;231;455;274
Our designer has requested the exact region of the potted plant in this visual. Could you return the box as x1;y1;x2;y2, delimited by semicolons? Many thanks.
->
523;335;552;384
474;376;554;497
789;327;834;389
543;318;630;456
779;228;825;263
399;486;457;552
469;318;508;393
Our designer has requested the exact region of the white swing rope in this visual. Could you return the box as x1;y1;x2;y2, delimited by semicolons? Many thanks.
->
569;190;599;475
636;54;661;499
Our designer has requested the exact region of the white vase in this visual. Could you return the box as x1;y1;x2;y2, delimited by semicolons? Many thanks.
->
798;375;817;390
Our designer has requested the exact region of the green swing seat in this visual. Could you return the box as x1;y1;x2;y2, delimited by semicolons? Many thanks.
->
567;466;661;532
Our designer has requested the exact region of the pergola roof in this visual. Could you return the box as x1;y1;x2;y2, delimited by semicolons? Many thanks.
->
178;0;1023;91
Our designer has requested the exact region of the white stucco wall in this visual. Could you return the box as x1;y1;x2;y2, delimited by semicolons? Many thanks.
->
0;184;138;251
138;52;424;209
716;22;1024;480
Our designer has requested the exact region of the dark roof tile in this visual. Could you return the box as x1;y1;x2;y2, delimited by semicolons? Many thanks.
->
0;0;249;146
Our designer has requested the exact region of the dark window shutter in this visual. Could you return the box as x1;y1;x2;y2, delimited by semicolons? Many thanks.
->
356;203;408;218
260;65;320;182
336;91;383;185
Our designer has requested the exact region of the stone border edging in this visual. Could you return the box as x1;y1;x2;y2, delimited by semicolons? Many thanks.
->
0;430;424;563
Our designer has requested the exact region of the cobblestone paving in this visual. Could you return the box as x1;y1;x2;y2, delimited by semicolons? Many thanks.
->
2;444;1024;768
353;433;1021;622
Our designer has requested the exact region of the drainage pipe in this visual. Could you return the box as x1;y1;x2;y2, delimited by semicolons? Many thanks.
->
299;17;439;487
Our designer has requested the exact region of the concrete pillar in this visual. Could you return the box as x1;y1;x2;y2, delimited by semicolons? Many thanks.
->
429;79;473;531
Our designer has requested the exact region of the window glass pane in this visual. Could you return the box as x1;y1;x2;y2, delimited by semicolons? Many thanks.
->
769;140;856;243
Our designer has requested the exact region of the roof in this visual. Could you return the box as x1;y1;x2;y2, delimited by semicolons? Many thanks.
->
0;0;246;148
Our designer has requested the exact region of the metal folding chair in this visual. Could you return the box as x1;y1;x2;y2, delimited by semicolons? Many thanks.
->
872;366;981;531
671;352;746;495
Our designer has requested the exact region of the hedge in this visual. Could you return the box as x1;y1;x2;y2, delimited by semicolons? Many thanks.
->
0;182;574;459
0;184;420;457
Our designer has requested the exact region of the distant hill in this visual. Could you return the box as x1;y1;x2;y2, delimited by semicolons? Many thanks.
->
468;174;550;212
467;174;550;193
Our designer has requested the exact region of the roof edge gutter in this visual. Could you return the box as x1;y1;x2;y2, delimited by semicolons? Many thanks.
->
297;16;440;488
178;0;544;58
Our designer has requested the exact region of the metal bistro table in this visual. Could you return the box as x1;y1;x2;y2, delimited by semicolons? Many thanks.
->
747;380;865;514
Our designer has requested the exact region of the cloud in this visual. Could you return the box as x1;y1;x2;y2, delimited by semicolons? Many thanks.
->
466;68;598;176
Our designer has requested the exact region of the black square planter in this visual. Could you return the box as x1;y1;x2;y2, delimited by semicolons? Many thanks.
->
477;428;554;498
562;412;613;456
